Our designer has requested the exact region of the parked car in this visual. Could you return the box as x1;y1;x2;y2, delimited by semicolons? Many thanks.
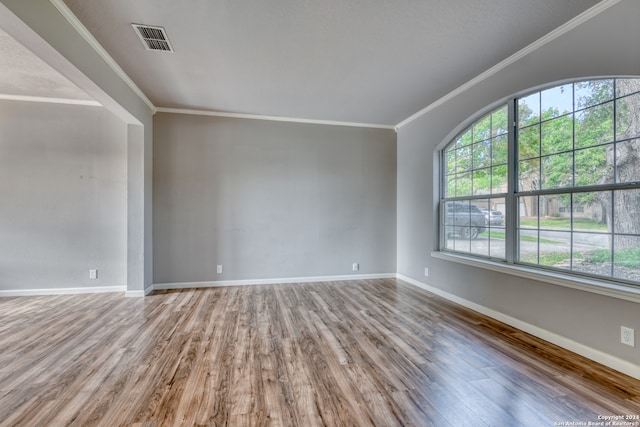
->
481;209;504;226
445;202;486;239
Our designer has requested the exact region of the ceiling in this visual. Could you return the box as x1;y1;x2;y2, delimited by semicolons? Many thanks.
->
0;27;93;102
59;0;600;126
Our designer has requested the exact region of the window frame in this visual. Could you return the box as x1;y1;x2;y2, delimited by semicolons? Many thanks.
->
437;77;640;299
438;100;516;262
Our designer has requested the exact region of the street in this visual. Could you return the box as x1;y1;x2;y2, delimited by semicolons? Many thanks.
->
445;226;610;259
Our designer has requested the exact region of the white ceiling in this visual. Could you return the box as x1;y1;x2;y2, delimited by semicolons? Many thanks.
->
61;0;600;126
0;27;93;102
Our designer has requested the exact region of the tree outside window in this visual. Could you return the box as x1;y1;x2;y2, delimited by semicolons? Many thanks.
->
441;78;640;285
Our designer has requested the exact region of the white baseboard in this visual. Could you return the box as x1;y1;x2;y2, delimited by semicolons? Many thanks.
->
395;274;640;380
125;284;155;297
0;286;126;297
125;290;146;298
153;273;396;291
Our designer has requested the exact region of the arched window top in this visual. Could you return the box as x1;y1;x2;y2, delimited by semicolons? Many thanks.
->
443;104;509;199
440;77;640;287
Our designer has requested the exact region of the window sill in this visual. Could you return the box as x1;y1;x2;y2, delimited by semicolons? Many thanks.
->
431;251;640;304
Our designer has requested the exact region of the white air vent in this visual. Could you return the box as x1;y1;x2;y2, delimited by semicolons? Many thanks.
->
132;24;173;52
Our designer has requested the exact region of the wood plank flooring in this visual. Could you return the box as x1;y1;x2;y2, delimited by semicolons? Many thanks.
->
1;278;639;426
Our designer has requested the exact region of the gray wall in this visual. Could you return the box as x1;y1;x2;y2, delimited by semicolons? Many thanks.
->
0;100;127;291
397;0;640;366
0;0;155;293
154;114;396;284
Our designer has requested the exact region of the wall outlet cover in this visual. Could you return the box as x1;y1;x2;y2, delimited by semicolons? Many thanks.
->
621;326;635;347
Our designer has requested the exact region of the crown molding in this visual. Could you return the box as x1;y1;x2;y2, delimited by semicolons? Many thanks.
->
49;0;156;113
395;0;622;129
155;107;396;130
0;94;101;106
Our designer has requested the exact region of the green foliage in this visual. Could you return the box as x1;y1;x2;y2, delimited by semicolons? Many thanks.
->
587;248;640;269
473;140;491;169
492;106;509;136
519;218;607;230
446;79;640;265
517;81;616;193
586;248;612;264
518;126;539;159
491;165;507;193
521;247;640;272
518;93;539;127
471;169;488;194
473;114;491;142
445;105;509;196
575;103;613;149
541;113;572;155
541;85;573;119
520;252;570;266
575;79;614;109
449;78;637;211
518;158;540;191
575;146;612;188
480;230;563;244
542;151;572;189
457;129;473;147
492;135;508;165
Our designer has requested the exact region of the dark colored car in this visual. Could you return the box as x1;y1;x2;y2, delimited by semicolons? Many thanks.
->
445;202;487;239
481;209;504;226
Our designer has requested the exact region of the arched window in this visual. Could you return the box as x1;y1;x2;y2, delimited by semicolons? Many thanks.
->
441;78;640;286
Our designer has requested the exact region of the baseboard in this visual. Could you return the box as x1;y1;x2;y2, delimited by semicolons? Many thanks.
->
125;290;146;298
395;273;640;380
0;286;126;297
153;273;396;291
124;284;155;297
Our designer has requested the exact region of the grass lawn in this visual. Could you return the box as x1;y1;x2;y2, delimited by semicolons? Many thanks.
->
520;248;640;269
519;218;607;231
520;252;574;266
588;248;640;269
481;230;562;244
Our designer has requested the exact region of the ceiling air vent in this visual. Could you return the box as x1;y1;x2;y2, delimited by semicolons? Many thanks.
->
132;24;173;52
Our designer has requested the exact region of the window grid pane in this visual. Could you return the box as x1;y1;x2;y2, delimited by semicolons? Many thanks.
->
442;78;640;286
442;104;510;261
515;79;640;283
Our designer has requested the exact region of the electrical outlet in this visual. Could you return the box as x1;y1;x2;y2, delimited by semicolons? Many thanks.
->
216;265;223;274
89;269;98;279
352;263;359;272
621;326;635;347
424;267;429;277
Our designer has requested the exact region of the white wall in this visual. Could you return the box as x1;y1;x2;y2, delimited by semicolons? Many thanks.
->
397;0;640;370
0;100;127;292
154;114;397;284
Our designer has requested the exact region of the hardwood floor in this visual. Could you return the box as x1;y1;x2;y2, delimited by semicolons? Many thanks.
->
1;279;639;426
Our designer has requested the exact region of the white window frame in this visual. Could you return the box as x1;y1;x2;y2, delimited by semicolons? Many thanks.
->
434;77;640;303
